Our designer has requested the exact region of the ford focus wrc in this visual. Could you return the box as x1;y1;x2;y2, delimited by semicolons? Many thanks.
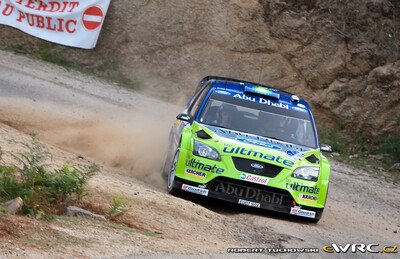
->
163;76;331;223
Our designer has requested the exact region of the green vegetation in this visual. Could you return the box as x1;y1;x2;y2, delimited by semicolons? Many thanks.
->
0;133;98;217
40;48;70;67
0;204;5;215
379;135;400;161
107;195;130;218
396;114;400;125
319;127;400;182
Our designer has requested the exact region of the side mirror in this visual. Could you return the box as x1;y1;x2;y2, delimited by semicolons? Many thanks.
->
320;144;332;153
176;113;191;122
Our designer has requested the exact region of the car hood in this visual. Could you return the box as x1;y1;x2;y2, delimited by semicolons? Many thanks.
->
192;122;321;168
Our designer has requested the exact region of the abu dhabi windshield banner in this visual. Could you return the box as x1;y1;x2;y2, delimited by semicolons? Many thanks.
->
0;0;111;49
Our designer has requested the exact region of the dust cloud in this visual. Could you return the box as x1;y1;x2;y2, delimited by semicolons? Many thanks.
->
0;97;181;189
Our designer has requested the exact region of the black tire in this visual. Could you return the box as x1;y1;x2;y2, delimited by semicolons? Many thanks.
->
167;149;184;196
162;132;175;179
162;151;172;180
306;216;321;224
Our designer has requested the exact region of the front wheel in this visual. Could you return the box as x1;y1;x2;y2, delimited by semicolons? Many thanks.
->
304;209;323;223
306;216;321;224
167;149;183;196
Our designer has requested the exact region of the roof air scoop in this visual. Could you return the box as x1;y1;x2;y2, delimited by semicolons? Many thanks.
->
291;95;300;103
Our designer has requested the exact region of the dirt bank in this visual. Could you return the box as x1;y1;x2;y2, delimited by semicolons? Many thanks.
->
0;50;399;258
1;0;399;139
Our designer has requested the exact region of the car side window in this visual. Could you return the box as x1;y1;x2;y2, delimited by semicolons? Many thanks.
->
188;85;210;118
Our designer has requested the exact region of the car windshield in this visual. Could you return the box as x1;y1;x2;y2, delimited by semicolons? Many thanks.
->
199;92;317;148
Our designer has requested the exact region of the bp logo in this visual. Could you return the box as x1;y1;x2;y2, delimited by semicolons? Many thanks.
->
240;173;246;180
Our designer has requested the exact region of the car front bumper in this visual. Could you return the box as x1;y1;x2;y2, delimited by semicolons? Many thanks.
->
173;176;324;220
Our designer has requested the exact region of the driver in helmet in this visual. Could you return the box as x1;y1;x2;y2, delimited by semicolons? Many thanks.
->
216;104;237;128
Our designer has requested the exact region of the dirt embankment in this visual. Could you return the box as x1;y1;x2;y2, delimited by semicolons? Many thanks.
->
0;49;399;258
1;0;399;139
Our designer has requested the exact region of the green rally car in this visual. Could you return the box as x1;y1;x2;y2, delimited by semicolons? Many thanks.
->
163;76;332;223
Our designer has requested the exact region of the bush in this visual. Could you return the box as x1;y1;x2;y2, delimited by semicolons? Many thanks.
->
107;195;129;218
0;134;98;217
379;135;400;161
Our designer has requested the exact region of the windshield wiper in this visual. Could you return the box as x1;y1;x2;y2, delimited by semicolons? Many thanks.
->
265;136;286;142
205;123;229;130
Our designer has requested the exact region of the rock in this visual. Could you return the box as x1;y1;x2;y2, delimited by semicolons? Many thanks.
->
65;206;106;221
332;152;340;157
390;163;400;171
2;197;23;214
349;154;359;159
368;154;384;160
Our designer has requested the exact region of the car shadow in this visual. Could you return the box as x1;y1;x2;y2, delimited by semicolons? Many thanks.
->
184;193;313;225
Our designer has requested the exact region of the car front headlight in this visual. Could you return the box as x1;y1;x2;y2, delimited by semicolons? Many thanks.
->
292;167;319;182
193;140;221;161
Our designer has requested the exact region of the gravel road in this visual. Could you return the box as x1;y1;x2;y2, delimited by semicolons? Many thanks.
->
0;50;399;258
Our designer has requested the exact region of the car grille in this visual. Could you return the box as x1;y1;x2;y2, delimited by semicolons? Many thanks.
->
209;177;293;207
232;157;283;177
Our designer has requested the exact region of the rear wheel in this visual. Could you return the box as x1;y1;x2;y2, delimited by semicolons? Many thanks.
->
167;149;183;196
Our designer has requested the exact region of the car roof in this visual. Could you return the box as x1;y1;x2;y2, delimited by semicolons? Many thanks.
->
196;76;312;110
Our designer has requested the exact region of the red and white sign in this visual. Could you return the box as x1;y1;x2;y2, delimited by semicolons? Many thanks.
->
82;6;103;30
0;0;111;49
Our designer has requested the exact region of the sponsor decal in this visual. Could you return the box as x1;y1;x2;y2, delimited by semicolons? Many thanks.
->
292;106;307;112
223;146;294;167
184;168;206;180
239;173;269;185
286;150;299;157
227;247;320;253
214;90;232;95
298;193;317;202
186;158;224;174
235;137;281;150
290;206;316;218
233;94;289;110
286;182;320;194
182;184;209;196
214;182;283;205
238;199;261;208
206;125;309;153
323;244;398;254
